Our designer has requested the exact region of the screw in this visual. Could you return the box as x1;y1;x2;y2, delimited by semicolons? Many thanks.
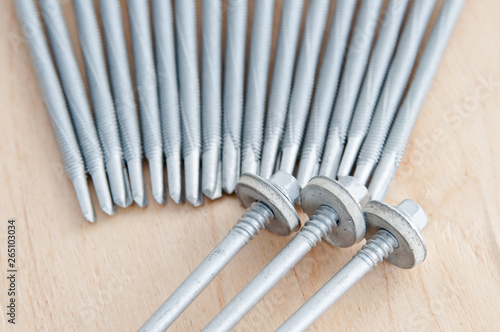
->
39;0;115;216
337;0;410;178
259;0;306;179
240;0;276;176
296;0;357;188
139;171;301;331
15;0;96;222
151;0;183;204
275;0;331;176
73;0;131;208
221;0;248;194
203;176;369;332
353;0;436;185
99;0;147;207
369;0;465;201
127;0;166;205
175;0;203;206
277;199;428;332
201;0;223;200
318;0;384;179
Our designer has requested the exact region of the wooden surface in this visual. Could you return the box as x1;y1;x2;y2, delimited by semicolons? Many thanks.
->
1;0;500;331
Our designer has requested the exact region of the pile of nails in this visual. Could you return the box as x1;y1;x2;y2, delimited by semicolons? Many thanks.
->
15;0;464;330
16;0;462;221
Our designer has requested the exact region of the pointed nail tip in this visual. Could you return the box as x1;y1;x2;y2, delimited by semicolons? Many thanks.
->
102;205;117;216
154;194;167;205
84;211;97;223
187;196;203;207
134;196;148;208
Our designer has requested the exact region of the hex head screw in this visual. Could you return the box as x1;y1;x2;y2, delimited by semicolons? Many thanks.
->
277;199;428;332
139;171;301;331
39;0;115;216
318;0;384;179
259;0;305;179
14;0;96;222
295;0;357;187
222;0;248;194
354;0;437;185
203;176;369;332
240;0;276;176
369;0;466;201
127;0;166;205
99;0;147;207
337;0;410;178
72;0;131;208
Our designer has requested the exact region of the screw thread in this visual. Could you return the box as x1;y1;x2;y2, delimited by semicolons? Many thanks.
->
356;230;397;268
232;202;274;241
326;0;384;148
300;0;356;156
127;0;163;161
151;0;182;159
241;0;275;162
175;0;202;156
357;0;436;167
298;206;339;247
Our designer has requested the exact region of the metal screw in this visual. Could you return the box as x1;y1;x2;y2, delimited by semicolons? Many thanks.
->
259;0;306;179
127;0;166;205
240;0;276;176
354;0;436;185
369;0;465;201
337;0;410;178
175;0;203;206
39;0;115;216
277;199;428;332
201;0;223;200
139;171;301;331
296;0;357;188
222;0;248;194
151;0;183;204
15;0;96;222
276;0;331;176
318;0;384;179
99;0;147;207
203;176;369;332
73;0;131;208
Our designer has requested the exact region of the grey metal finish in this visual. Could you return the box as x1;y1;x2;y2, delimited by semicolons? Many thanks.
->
127;0;165;204
201;0;223;200
139;172;300;331
337;0;410;178
278;0;331;175
72;0;130;208
259;0;306;179
152;0;183;204
39;0;114;216
175;0;203;206
296;0;357;187
277;200;428;332
203;176;367;332
369;0;465;201
99;0;147;208
222;0;248;194
318;0;384;179
241;0;276;175
15;0;95;222
354;0;436;185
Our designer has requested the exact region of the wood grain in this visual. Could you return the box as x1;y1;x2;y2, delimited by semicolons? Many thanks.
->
1;0;499;331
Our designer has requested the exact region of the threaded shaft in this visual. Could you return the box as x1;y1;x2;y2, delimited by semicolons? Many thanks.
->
299;206;339;247
356;230;397;268
233;202;274;240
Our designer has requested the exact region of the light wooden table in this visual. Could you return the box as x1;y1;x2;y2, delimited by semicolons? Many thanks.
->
1;0;499;331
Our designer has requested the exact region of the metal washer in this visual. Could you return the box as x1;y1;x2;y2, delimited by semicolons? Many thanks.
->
235;174;300;236
364;201;427;269
300;176;366;248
